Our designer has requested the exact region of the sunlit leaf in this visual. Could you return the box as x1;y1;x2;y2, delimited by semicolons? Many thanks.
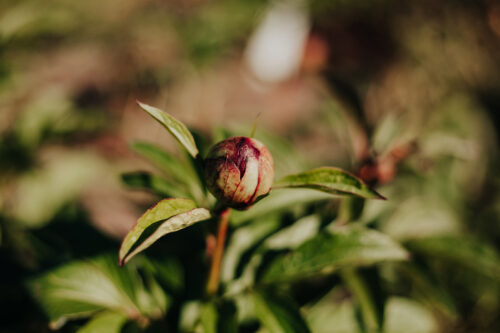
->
27;254;168;330
385;297;439;333
253;289;311;333
137;101;199;158
305;287;359;333
11;151;104;227
77;311;128;333
274;167;385;200
121;207;211;265
262;227;408;283
221;214;281;282
119;198;198;265
263;215;320;250
305;293;438;333
381;198;461;241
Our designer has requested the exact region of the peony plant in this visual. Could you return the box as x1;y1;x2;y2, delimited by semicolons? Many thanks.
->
118;101;386;297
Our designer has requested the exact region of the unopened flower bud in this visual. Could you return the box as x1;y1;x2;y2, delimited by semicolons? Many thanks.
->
205;137;274;209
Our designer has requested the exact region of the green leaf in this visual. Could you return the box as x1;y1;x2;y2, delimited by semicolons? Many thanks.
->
385;297;439;333
231;188;332;226
77;311;128;333
222;214;281;283
263;215;320;250
121;171;189;198
137;101;199;157
254;289;311;333
130;141;197;186
11;151;104;227
407;236;500;282
147;257;185;293
121;207;211;265
305;287;359;333
27;254;168;330
341;268;386;332
201;300;238;333
274;167;385;200
399;263;457;317
262;227;408;283
119;198;196;264
201;302;218;333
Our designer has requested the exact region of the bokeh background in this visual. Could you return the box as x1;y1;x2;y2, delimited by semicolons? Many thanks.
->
2;0;500;332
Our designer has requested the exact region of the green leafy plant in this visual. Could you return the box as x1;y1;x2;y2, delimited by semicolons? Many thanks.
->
108;102;396;331
25;102;435;332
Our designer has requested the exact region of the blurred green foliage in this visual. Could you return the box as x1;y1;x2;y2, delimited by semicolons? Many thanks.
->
2;0;500;332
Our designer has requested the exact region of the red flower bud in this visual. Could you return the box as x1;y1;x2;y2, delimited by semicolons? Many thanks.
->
205;137;274;209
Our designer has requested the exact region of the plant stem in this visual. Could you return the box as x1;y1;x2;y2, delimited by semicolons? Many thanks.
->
341;268;381;332
206;207;231;295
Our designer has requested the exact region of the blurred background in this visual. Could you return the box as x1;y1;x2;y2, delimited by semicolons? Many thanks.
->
2;0;500;332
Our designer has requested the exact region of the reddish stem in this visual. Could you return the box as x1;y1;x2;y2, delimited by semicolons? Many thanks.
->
206;207;231;295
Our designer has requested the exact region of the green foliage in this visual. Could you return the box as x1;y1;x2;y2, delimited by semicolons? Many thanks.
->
407;236;500;282
201;300;238;333
137;101;199;158
274;167;385;199
119;198;211;265
121;171;189;198
27;254;168;330
130;141;200;194
253;289;311;333
3;1;500;332
117;105;383;269
76;311;128;333
262;227;408;283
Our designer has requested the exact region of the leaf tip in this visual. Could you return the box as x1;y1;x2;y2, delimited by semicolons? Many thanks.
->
136;100;150;112
373;190;387;200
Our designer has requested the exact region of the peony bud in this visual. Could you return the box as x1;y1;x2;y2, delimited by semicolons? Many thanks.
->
205;137;274;209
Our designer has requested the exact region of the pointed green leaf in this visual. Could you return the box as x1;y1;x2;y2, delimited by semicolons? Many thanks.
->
119;198;198;265
254;289;311;333
274;167;385;200
121;207;211;265
77;311;128;333
262;227;408;283
137;101;199;157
